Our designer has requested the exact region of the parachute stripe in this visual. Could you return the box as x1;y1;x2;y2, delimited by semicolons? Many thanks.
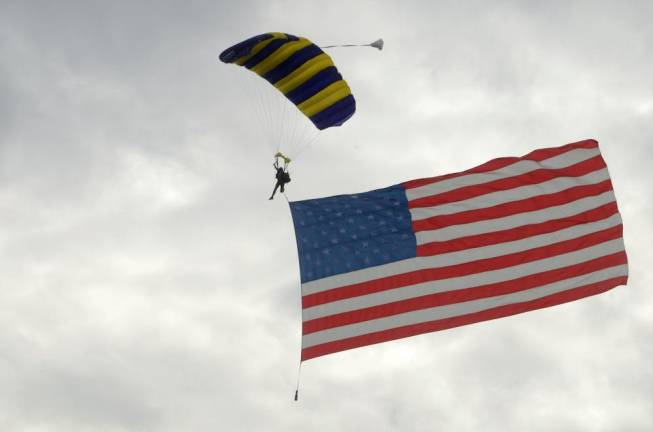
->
228;33;276;65
274;54;335;94
298;81;352;117
310;95;356;130
241;33;299;68
251;38;313;76
220;33;356;130
264;44;324;84
243;38;290;69
286;66;342;105
235;39;273;65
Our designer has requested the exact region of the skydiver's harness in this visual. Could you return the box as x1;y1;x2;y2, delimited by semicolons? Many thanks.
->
274;152;291;184
269;152;292;200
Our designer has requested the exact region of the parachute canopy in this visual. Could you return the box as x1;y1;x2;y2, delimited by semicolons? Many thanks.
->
219;32;356;130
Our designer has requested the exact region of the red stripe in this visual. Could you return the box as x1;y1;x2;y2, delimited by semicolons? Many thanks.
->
302;251;627;334
302;225;623;308
403;139;598;190
416;202;619;256
301;275;626;360
412;179;614;232
409;155;606;209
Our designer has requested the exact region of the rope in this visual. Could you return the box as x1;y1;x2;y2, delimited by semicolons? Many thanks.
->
320;39;383;50
282;191;302;401
294;361;302;401
321;43;370;48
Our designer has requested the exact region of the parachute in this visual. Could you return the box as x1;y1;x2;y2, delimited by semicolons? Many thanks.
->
219;32;356;132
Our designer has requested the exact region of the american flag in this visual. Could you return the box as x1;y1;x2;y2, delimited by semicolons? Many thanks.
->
289;139;628;361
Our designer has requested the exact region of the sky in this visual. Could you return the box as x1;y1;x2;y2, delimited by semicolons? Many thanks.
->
1;1;652;431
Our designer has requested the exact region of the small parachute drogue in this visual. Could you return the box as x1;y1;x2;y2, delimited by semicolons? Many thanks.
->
219;32;356;131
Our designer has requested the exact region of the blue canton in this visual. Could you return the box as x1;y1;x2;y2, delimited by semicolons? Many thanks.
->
289;184;417;283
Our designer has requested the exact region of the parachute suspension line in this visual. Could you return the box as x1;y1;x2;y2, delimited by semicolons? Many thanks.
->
255;74;279;152
266;82;280;151
297;110;311;155
255;80;274;151
295;122;317;155
277;100;284;151
288;103;302;154
285;108;300;157
281;91;290;152
273;88;284;150
263;85;276;150
291;128;320;162
272;90;317;158
320;38;384;50
276;87;291;154
236;72;274;153
303;115;320;153
238;70;276;153
288;103;301;155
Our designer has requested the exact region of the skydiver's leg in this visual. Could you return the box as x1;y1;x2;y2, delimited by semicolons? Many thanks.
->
270;182;280;200
280;183;285;193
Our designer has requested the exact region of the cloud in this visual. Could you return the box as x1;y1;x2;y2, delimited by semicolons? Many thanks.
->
1;1;652;431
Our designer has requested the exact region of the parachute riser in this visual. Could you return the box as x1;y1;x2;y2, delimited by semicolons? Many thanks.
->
275;151;291;169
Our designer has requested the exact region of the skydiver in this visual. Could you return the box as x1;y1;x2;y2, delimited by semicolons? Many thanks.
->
269;153;291;200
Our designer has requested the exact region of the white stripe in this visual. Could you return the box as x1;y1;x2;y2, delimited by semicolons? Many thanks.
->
302;264;628;348
416;190;616;245
302;210;622;297
303;236;625;320
409;168;609;221
406;147;601;201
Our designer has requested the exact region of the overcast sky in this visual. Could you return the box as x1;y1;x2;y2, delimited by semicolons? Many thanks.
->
1;1;652;431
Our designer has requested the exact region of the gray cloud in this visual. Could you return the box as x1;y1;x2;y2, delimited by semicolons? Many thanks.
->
1;1;652;431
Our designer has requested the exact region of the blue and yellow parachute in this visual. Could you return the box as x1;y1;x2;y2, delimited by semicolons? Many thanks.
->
219;32;356;130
